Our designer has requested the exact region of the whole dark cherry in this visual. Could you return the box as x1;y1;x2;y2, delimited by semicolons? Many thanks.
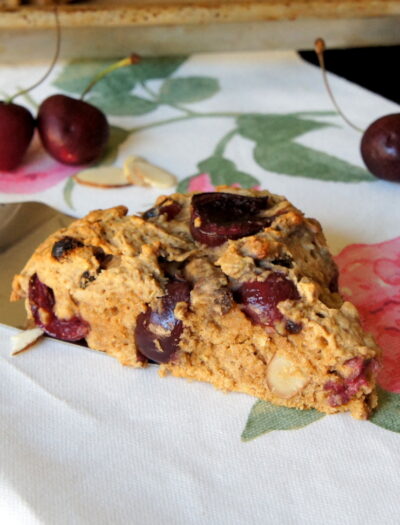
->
37;94;109;165
360;114;400;182
0;101;35;171
190;192;270;247
236;272;300;327
315;39;400;183
29;273;89;341
134;280;191;363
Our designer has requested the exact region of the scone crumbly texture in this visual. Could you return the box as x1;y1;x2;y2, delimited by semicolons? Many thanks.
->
11;188;380;419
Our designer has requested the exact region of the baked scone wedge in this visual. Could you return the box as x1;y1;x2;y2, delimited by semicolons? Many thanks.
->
11;189;380;419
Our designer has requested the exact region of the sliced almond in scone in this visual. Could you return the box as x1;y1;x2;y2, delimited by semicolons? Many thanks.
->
74;167;132;188
266;353;309;399
11;327;44;356
124;156;177;188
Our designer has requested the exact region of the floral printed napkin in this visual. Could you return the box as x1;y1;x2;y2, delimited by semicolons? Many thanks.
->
1;50;400;523
1;322;400;525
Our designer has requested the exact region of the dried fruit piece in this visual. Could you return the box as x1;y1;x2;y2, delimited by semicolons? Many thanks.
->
79;271;97;289
52;236;83;259
10;327;44;356
124;156;177;188
29;273;89;341
267;353;309;398
134;280;191;363
270;255;293;269
286;320;302;334
142;198;182;221
93;247;113;269
74;167;132;188
190;192;270;246
236;273;300;327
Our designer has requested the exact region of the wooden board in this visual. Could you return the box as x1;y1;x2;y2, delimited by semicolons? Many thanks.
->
1;1;400;28
0;0;399;61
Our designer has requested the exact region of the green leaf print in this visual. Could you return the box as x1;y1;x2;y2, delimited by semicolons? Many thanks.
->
53;59;113;95
159;77;219;104
176;176;193;193
53;56;187;96
198;156;259;187
253;141;374;182
241;400;325;441
370;387;400;433
237;114;330;145
87;93;158;116
63;176;75;210
53;58;374;185
98;125;130;165
176;155;260;193
125;56;188;83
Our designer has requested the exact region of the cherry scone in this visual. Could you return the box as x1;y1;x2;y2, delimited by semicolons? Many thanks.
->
11;189;380;419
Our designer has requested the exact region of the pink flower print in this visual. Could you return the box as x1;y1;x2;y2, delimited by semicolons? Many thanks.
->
335;237;400;393
0;135;83;195
363;304;400;392
336;238;400;316
187;173;215;192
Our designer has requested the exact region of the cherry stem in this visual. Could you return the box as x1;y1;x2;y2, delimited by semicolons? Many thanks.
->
314;38;363;134
7;6;61;104
80;54;140;100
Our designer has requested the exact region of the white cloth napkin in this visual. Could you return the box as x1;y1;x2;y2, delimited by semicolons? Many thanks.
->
1;50;400;524
1;324;400;525
0;50;399;253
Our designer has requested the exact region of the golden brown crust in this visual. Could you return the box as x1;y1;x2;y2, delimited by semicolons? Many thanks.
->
11;188;380;418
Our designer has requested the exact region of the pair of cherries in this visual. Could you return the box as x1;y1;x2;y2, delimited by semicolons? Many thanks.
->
0;94;109;171
1;65;399;181
0;50;140;172
2;92;398;180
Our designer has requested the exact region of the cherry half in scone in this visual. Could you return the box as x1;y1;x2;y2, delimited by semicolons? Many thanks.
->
190;192;271;247
135;280;191;363
324;357;379;407
29;273;90;341
236;272;300;329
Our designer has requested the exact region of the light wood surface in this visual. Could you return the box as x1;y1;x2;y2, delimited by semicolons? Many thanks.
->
0;1;399;61
1;0;400;28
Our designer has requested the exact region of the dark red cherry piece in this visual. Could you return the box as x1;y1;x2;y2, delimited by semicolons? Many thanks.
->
134;280;191;363
29;273;89;341
324;358;378;407
236;272;300;326
0;101;35;171
190;192;270;247
361;113;400;182
37;94;109;165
